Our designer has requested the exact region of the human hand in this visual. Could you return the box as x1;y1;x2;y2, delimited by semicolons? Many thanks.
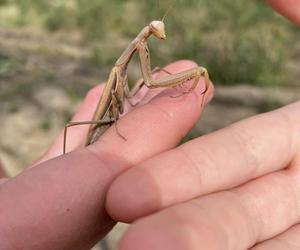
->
0;60;212;250
1;1;298;248
104;3;300;249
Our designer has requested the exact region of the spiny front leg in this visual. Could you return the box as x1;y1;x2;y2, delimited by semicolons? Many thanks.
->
175;66;210;96
167;67;210;107
138;41;210;96
111;89;127;141
145;66;210;96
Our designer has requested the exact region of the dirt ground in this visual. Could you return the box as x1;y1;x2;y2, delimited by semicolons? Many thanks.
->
1;28;300;249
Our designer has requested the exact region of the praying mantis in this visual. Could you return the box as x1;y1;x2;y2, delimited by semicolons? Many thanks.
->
63;20;210;154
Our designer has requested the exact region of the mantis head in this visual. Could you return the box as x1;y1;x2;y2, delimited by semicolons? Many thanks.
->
149;20;166;40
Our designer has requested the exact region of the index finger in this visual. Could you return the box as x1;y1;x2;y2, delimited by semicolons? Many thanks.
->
267;0;300;26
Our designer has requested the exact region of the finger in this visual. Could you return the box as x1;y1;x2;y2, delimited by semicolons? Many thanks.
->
251;224;300;250
119;169;300;250
267;0;300;26
0;61;214;249
106;101;300;221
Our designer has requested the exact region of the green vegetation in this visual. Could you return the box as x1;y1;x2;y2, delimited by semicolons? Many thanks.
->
0;53;22;78
39;119;51;131
0;0;299;86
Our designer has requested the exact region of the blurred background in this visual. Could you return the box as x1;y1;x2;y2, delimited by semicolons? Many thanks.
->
0;0;299;249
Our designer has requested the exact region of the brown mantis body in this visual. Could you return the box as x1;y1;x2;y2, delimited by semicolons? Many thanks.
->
63;20;210;154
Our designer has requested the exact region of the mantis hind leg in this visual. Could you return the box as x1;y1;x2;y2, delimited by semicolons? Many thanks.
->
63;119;114;154
111;89;127;141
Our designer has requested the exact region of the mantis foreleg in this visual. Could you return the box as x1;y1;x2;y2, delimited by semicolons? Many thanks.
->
137;41;210;96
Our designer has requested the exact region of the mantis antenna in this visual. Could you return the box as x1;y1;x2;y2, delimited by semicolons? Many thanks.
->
162;2;174;21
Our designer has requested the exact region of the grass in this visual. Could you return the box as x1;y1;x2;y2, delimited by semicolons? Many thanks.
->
0;53;22;78
0;0;299;86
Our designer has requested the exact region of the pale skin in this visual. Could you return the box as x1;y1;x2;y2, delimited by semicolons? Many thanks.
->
0;1;299;249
